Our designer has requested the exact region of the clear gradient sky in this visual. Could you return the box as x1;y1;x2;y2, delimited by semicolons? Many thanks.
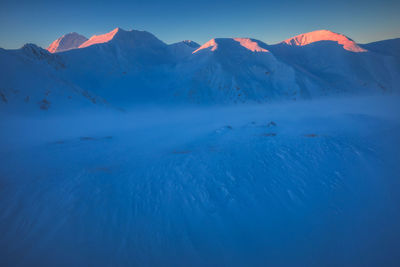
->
0;0;399;49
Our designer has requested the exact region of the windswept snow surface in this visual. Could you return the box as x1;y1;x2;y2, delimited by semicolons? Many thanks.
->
1;96;400;266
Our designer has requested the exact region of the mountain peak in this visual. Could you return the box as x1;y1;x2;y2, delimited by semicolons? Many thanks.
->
193;38;269;54
22;43;50;56
182;40;200;48
77;27;166;49
20;43;64;66
283;30;367;52
47;32;88;53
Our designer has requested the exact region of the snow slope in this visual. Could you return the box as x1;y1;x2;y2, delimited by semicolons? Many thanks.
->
269;31;400;97
282;29;366;52
168;40;200;61
78;28;120;48
57;28;172;105
1;27;400;266
0;44;107;114
78;27;167;51
182;40;200;48
171;38;301;104
361;38;400;61
60;28;399;105
1;28;400;111
47;32;88;53
0;96;399;266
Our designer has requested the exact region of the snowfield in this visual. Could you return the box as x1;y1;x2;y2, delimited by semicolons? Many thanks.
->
1;26;400;266
1;96;400;266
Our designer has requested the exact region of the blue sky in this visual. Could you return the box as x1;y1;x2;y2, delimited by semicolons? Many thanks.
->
0;0;399;49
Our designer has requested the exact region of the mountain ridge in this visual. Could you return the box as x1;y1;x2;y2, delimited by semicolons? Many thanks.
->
47;32;88;53
1;28;399;112
45;28;386;54
282;29;367;52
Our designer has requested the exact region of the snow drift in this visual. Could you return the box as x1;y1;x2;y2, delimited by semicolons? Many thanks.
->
0;96;399;266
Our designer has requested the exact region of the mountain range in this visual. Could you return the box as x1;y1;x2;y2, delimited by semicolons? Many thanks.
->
1;27;399;112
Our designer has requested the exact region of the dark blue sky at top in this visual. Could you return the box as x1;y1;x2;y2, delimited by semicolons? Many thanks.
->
0;0;399;49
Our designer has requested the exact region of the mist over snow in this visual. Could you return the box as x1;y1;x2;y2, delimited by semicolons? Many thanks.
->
1;28;399;113
1;26;400;266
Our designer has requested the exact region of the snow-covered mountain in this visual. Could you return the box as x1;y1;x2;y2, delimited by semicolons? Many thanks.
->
282;29;366;52
58;28;172;105
170;38;301;104
78;27;167;51
1;27;400;266
0;44;107;114
1;28;399;112
47;32;88;53
168;40;200;61
269;30;400;96
182;40;200;48
361;37;400;60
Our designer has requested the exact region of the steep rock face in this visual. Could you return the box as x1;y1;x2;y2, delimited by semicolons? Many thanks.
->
47;33;88;53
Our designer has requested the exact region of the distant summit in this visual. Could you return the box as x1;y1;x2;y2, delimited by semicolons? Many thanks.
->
47;32;88;53
168;40;200;60
46;28;369;55
282;30;367;52
3;26;398;110
182;40;200;48
193;38;269;54
76;27;166;50
23;43;50;56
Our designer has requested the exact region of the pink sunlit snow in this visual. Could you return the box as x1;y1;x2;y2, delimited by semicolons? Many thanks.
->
233;38;269;52
193;38;269;54
79;28;120;48
47;32;88;53
283;30;367;52
193;39;219;53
